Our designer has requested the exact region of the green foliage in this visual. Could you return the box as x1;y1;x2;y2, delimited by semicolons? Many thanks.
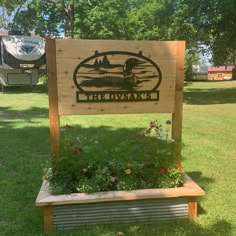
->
2;0;235;75
44;121;184;194
210;0;236;66
182;0;236;66
77;0;132;39
37;75;48;85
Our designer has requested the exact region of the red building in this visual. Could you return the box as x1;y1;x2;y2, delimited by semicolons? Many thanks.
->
208;66;234;80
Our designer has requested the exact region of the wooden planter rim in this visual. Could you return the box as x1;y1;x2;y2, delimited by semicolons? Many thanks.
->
36;173;205;207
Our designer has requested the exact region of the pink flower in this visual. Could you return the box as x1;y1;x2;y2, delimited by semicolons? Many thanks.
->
111;177;118;183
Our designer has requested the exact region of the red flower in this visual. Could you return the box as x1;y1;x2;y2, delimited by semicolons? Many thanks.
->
178;168;183;173
76;147;82;152
73;150;78;155
66;124;73;128
159;169;165;174
167;167;172;172
72;147;82;156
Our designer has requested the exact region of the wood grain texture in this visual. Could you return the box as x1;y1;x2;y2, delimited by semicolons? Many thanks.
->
36;174;205;206
56;39;177;60
188;197;198;219
46;38;60;159
43;206;54;231
53;40;179;115
172;41;185;164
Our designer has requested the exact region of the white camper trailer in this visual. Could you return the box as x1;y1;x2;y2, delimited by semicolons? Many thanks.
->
0;34;45;91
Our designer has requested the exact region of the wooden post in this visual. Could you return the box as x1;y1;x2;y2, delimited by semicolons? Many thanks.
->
46;38;60;162
43;206;54;231
188;197;198;219
172;41;185;165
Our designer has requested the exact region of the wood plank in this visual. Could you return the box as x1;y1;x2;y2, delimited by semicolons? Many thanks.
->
56;40;177;60
58;103;175;116
51;39;179;115
43;206;54;231
188;197;198;219
35;174;205;206
171;41;185;164
46;38;61;160
57;88;175;115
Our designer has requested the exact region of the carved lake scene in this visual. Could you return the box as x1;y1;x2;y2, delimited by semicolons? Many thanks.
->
73;51;162;102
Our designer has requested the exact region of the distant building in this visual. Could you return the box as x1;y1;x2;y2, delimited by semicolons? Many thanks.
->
192;65;234;81
208;66;234;80
0;30;8;36
192;65;208;80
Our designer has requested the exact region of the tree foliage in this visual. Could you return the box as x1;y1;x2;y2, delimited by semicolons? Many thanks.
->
182;0;236;67
1;0;235;78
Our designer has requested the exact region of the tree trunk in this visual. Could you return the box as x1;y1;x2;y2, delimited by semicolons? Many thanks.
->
64;4;74;39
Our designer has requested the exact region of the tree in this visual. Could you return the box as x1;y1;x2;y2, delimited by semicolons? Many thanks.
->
0;0;27;30
5;0;235;79
127;0;203;79
1;0;77;38
76;0;132;39
183;0;236;69
210;0;236;70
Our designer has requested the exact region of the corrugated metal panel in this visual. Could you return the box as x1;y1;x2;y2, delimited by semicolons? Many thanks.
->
53;198;188;230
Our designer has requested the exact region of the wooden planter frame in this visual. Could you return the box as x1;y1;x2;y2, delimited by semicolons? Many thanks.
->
36;174;205;231
36;39;205;231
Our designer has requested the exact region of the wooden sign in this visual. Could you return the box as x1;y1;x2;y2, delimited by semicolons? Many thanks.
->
48;40;184;115
73;50;162;103
46;39;185;159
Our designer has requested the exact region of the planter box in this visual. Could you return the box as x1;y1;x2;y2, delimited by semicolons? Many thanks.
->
36;174;205;231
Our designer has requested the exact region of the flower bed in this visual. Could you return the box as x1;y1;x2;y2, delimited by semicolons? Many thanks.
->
37;121;205;231
43;121;184;195
36;173;205;231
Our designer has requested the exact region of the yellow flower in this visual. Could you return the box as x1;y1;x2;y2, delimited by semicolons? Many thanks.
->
125;169;131;175
42;175;47;181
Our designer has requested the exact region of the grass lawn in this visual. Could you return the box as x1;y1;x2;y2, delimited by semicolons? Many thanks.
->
0;81;236;236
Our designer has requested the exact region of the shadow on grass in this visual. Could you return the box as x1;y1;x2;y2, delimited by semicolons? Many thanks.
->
0;123;233;235
43;219;234;236
0;106;232;235
184;87;236;105
186;171;214;186
0;106;49;121
1;84;48;94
